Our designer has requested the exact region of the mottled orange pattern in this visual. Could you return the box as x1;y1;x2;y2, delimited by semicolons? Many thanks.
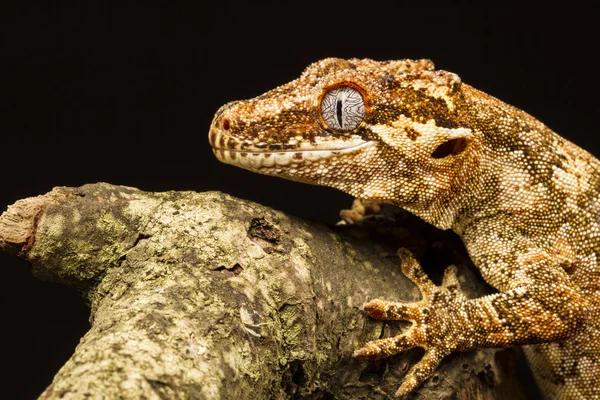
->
209;58;599;399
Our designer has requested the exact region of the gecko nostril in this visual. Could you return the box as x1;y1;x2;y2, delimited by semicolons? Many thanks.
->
223;119;231;130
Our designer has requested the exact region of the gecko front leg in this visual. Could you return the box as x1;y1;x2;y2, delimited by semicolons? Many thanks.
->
354;249;471;396
354;240;589;397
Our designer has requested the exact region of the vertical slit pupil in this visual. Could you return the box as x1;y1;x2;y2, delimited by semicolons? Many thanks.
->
336;91;344;128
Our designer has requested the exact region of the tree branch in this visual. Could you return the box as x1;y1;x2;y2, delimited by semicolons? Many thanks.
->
0;183;530;399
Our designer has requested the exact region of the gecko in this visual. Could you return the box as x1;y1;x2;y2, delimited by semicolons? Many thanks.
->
208;58;600;399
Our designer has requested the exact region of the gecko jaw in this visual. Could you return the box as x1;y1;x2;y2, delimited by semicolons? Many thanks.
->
211;140;374;170
209;129;374;170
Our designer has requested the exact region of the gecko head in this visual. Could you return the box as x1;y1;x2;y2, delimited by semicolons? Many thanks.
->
209;58;481;228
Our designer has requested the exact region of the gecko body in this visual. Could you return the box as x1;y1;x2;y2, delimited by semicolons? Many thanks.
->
209;58;599;399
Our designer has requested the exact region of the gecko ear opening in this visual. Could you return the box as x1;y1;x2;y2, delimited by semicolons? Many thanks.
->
431;137;469;159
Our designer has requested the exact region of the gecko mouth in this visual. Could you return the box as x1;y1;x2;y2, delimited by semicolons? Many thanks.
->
209;129;374;169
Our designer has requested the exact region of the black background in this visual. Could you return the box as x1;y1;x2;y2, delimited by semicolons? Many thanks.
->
2;4;598;398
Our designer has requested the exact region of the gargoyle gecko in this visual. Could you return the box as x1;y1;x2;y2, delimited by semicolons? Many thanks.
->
209;58;599;399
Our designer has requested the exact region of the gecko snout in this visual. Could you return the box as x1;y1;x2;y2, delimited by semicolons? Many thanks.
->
209;102;241;149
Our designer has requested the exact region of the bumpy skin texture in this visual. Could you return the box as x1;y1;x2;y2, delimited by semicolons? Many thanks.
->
209;58;600;399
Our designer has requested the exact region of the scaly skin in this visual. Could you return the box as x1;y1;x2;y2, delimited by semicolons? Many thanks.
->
208;58;599;399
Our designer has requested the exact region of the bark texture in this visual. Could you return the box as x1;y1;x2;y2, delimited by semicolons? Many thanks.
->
0;183;531;399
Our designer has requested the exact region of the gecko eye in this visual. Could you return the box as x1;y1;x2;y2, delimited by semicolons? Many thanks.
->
320;86;365;132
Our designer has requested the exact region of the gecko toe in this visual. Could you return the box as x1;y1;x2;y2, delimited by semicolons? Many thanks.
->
398;249;436;296
363;298;420;320
396;349;445;396
354;332;417;360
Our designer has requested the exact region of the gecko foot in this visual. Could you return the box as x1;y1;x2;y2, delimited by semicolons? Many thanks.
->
354;248;468;396
339;198;382;224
